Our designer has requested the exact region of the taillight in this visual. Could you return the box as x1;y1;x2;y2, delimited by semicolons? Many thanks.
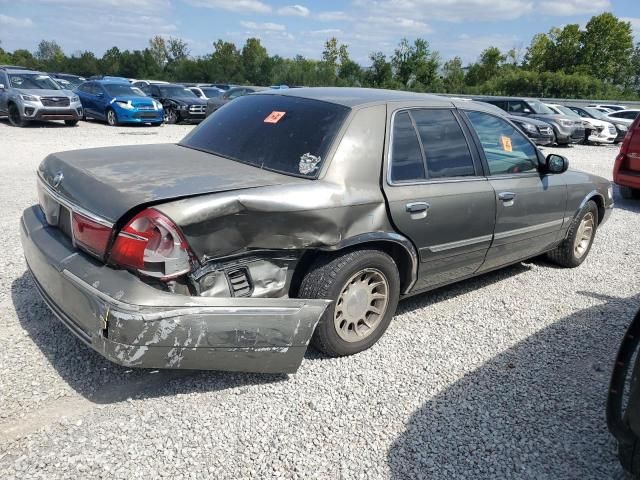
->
72;212;112;258
109;208;193;280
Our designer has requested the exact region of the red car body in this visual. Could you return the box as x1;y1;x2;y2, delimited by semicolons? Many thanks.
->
614;116;640;198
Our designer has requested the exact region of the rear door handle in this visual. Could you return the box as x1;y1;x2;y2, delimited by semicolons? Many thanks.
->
406;202;430;219
406;202;430;213
498;192;516;201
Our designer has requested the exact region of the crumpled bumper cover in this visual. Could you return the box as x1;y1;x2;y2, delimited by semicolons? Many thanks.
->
20;205;330;373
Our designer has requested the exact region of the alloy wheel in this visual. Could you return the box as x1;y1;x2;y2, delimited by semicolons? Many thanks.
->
107;110;117;126
574;212;595;258
333;268;389;342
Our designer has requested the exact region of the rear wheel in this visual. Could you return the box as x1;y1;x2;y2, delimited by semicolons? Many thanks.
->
298;249;400;357
620;186;640;200
106;109;119;127
546;200;598;267
8;104;28;127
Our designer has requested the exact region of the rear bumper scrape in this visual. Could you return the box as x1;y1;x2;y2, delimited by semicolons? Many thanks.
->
21;205;330;373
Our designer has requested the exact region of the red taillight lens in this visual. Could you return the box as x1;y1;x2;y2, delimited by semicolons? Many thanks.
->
109;208;193;280
72;212;112;258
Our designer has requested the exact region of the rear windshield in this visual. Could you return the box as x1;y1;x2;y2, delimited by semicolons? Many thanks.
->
104;84;144;97
180;94;350;178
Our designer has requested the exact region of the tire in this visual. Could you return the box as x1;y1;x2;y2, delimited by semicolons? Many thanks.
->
164;108;179;124
546;200;598;268
64;120;78;126
151;122;163;127
298;249;400;357
106;109;119;127
8;103;28;127
620;186;640;200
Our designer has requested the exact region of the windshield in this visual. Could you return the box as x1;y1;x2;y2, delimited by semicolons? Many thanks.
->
104;84;144;97
528;100;555;115
554;105;580;118
180;94;350;178
201;87;222;98
584;107;607;119
159;86;197;98
9;73;61;90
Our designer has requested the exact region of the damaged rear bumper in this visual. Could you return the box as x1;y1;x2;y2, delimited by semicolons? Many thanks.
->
20;205;330;373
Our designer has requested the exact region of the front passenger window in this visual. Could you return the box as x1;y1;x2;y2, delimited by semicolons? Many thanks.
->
465;111;538;175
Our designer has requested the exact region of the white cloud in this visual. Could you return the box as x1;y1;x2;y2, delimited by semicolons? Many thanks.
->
240;21;286;31
622;17;640;39
0;14;34;27
538;0;610;16
317;11;350;22
183;0;272;14
363;16;432;33
277;5;310;17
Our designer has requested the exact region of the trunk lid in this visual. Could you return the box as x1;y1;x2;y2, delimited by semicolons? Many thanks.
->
38;143;302;222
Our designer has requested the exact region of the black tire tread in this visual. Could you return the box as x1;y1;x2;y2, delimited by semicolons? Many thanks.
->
546;200;598;268
298;248;399;357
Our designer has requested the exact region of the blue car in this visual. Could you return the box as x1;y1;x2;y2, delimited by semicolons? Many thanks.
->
75;80;164;126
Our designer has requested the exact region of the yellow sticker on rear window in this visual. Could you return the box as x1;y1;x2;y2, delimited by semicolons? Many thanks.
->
501;135;513;152
264;111;286;123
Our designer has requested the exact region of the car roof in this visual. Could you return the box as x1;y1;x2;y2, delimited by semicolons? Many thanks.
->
256;87;458;108
96;79;130;84
3;68;45;75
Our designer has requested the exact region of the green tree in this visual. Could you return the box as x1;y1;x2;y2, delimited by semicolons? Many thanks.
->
210;40;242;82
442;56;465;93
364;51;393;88
579;13;634;84
241;38;269;85
391;38;440;90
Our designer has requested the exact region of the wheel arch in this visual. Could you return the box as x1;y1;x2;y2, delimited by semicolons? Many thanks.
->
290;233;418;296
578;190;606;225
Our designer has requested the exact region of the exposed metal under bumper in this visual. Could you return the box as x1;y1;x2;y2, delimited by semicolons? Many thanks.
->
20;205;330;373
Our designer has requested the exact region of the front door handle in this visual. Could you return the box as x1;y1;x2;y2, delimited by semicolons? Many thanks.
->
406;202;430;219
498;192;516;201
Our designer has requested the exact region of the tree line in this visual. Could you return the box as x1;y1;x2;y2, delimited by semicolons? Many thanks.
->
1;12;639;100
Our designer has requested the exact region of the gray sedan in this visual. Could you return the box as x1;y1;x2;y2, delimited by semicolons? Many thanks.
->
21;88;613;373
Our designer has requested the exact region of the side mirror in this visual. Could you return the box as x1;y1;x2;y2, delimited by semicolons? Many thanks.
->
96;92;104;97
545;154;569;174
523;108;532;113
0;84;5;90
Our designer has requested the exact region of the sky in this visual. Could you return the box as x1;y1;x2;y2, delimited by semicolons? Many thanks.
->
0;0;638;65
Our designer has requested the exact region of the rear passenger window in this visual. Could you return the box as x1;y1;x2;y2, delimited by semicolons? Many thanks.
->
411;109;475;179
390;112;426;182
465;111;538;175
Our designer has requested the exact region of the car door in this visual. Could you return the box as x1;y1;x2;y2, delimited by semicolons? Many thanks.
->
94;84;109;118
80;82;97;117
462;109;567;271
383;106;497;292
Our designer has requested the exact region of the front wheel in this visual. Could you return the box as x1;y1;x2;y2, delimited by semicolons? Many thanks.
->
298;249;400;357
106;109;119;126
8;104;28;127
164;109;179;124
546;200;598;268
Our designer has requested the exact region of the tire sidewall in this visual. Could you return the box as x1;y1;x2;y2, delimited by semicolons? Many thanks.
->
106;109;117;126
567;201;598;266
312;250;400;356
8;104;26;127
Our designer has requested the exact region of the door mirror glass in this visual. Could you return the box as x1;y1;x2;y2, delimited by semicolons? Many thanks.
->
546;154;569;174
96;92;103;97
523;108;531;113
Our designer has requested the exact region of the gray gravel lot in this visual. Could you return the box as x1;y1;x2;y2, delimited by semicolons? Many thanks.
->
1;119;639;479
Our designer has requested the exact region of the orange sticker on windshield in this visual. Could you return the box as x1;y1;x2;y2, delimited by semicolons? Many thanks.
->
501;135;513;152
264;111;286;123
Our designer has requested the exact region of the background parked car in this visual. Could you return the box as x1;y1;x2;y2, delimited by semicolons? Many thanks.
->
546;103;616;144
0;66;82;127
454;98;554;146
205;85;268;116
50;73;86;89
131;79;169;88
567;105;628;143
75;79;163;126
137;82;207;124
605;109;640;126
187;85;224;99
590;103;627;111
613;115;640;199
474;96;584;145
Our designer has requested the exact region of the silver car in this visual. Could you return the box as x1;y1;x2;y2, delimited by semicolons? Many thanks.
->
21;88;613;373
0;66;83;127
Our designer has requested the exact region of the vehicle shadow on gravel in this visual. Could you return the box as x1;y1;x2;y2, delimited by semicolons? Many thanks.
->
0;118;72;128
11;271;288;405
388;292;640;479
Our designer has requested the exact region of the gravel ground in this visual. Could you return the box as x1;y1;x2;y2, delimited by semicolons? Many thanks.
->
1;119;639;479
